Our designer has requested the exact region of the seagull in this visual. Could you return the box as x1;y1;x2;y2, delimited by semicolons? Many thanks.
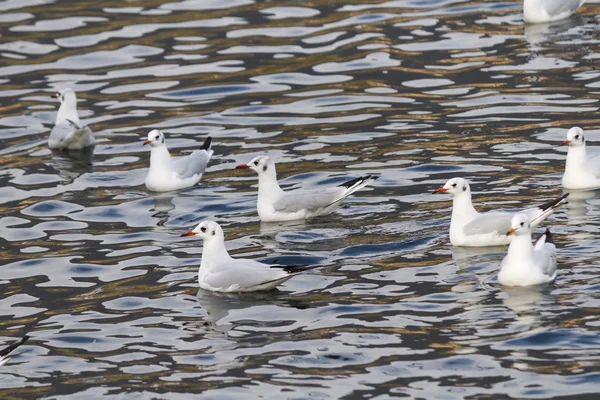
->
48;88;94;150
498;214;557;286
144;130;213;192
180;220;312;292
560;127;600;190
0;336;29;366
523;0;585;23
235;155;378;222
433;177;569;247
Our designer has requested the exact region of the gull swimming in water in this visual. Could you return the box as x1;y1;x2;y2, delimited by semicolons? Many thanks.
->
560;127;600;190
433;177;568;247
498;214;557;286
181;220;311;292
48;88;94;150
523;0;585;23
235;155;378;222
144;130;213;192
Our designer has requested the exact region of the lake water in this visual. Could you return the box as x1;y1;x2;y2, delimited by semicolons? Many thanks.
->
1;0;600;398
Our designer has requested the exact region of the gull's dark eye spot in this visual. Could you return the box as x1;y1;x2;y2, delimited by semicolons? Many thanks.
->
212;230;215;236
155;135;160;140
200;226;206;232
520;222;524;227
263;165;267;172
575;135;579;139
452;183;457;187
254;161;259;166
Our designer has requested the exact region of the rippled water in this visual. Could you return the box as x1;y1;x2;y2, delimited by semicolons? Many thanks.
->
1;0;600;398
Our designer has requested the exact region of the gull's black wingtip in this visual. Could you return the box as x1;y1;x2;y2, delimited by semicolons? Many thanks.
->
538;192;569;211
200;136;212;151
543;228;553;244
337;174;378;189
0;336;29;359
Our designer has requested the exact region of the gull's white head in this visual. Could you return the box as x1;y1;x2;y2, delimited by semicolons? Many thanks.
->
507;213;531;236
235;155;276;176
52;88;77;106
433;177;470;196
563;127;585;148
180;220;224;241
144;129;166;148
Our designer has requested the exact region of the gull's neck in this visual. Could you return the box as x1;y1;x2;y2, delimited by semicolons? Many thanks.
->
451;191;478;225
503;233;535;268
200;237;232;271
257;165;285;201
149;145;173;178
565;145;589;176
56;101;80;124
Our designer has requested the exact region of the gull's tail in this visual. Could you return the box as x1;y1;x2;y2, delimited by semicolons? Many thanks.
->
531;193;569;227
200;136;212;151
0;336;29;366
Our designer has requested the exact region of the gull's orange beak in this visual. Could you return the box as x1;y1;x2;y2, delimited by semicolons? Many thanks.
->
143;139;152;146
562;139;570;145
506;227;516;236
236;164;250;169
180;231;196;237
51;93;59;99
432;187;447;194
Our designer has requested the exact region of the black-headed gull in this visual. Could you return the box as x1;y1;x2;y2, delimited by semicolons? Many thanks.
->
498;214;557;286
433;177;568;247
235;155;378;222
0;336;29;366
523;0;585;23
48;89;94;150
180;220;309;292
144;130;213;192
560;127;600;190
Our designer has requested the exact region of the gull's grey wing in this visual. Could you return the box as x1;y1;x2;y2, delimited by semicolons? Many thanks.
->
173;149;213;180
273;187;344;213
541;0;584;18
463;212;512;236
49;121;73;143
204;260;291;290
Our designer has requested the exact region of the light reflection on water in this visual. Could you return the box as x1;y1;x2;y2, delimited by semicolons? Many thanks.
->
0;0;600;398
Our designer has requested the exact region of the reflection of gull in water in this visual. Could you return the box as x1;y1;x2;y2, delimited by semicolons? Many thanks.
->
524;0;585;24
50;147;94;184
499;285;556;327
525;14;585;48
450;246;504;294
151;193;175;213
259;219;308;239
565;189;600;226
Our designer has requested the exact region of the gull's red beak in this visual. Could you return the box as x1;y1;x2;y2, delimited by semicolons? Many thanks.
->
235;164;250;169
506;227;516;236
562;140;571;145
51;93;59;99
143;139;152;146
432;187;448;194
180;231;196;237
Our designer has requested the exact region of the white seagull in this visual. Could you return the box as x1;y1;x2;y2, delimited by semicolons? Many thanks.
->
523;0;585;23
144;130;213;192
235;155;378;222
48;88;94;150
560;127;600;190
181;220;310;292
433;177;568;247
498;214;557;286
0;336;29;366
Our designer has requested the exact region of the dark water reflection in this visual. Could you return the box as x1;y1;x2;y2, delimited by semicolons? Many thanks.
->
1;0;600;398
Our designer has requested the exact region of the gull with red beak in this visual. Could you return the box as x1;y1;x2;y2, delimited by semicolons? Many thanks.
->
180;220;312;292
235;155;378;222
560;127;600;190
48;88;94;150
498;213;557;286
433;177;568;247
144;130;213;192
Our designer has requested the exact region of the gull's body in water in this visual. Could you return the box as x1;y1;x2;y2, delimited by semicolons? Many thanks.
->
560;127;600;190
48;89;94;150
181;221;313;292
236;155;378;222
144;130;213;192
498;214;557;286
433;177;568;247
523;0;585;23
